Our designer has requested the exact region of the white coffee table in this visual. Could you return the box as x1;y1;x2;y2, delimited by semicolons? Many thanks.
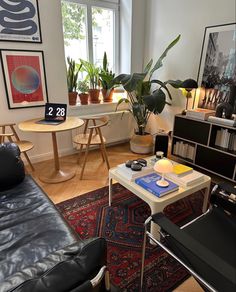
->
109;160;211;240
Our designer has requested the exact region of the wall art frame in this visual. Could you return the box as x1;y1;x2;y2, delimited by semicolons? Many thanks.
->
196;23;236;112
0;49;48;109
0;0;42;43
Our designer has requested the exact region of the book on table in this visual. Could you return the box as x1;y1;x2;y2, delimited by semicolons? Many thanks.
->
135;173;179;197
186;109;215;120
166;169;204;187
116;163;153;181
173;164;193;176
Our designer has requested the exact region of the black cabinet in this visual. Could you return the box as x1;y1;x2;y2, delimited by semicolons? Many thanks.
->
172;115;236;182
173;117;210;145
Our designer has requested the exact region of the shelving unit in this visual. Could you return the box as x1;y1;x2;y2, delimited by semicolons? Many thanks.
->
171;114;236;182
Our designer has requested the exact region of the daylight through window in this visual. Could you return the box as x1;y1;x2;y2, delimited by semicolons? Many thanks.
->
61;0;119;73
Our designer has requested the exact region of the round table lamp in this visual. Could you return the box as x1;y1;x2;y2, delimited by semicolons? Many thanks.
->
180;79;198;115
154;159;173;187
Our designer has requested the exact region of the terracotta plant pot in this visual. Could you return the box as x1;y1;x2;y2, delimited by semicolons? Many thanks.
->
68;92;78;106
79;93;89;105
102;88;114;102
130;133;153;154
88;89;100;104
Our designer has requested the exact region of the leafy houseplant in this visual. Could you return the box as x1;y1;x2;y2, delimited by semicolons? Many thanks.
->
67;57;81;105
99;52;115;102
80;59;100;103
115;35;182;153
78;80;89;105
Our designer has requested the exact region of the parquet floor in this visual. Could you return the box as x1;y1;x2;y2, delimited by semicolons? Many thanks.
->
29;142;203;292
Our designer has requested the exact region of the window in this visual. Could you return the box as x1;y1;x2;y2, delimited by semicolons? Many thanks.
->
61;0;119;73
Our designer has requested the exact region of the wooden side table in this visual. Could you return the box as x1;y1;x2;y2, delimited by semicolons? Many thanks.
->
19;117;84;183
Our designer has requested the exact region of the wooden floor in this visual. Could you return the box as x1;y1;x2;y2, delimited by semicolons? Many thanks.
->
29;142;203;292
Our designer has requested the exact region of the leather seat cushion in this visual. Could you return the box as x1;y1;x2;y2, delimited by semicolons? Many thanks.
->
0;176;77;282
1;238;106;292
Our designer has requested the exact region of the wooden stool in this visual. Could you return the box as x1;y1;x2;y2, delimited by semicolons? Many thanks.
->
0;123;34;171
73;116;110;179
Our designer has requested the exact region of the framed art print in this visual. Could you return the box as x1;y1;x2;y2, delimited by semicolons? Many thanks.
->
196;23;236;111
0;0;42;43
0;50;48;109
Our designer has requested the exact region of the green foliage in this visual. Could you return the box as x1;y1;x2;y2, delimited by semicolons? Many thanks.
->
99;52;115;89
66;57;81;92
78;80;89;93
114;35;182;135
61;2;85;45
80;59;100;89
61;1;102;46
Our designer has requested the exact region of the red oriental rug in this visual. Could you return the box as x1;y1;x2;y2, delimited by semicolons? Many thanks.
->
57;183;204;292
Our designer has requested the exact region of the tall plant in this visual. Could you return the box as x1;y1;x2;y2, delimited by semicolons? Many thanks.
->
80;59;100;89
67;57;81;92
99;52;115;90
115;35;182;135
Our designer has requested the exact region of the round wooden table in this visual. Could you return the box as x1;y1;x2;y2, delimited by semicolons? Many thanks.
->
19;117;84;183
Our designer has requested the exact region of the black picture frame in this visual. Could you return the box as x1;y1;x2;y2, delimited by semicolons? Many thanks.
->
195;23;236;112
0;49;48;109
0;0;42;43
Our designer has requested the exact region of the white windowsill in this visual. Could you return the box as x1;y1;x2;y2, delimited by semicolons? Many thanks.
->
68;101;129;116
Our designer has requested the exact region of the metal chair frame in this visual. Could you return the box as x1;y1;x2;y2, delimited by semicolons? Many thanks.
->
141;210;216;292
141;183;236;292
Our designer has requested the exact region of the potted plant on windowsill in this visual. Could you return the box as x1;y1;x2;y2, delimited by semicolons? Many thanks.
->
99;52;115;102
80;59;100;104
78;80;89;105
67;57;81;106
115;35;182;154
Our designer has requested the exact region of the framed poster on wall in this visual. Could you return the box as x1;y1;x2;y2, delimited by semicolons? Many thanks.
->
0;0;42;43
0;49;48;109
196;23;236;112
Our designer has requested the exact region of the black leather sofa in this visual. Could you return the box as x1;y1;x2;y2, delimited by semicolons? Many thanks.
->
0;143;109;292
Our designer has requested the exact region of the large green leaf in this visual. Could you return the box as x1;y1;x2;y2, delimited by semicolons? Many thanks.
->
151;79;172;100
113;74;131;84
103;52;108;71
123;72;147;92
143;59;153;74
140;81;151;96
149;35;181;79
143;89;166;114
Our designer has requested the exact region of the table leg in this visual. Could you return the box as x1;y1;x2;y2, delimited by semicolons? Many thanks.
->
202;183;211;212
109;176;113;206
52;132;60;170
39;132;76;183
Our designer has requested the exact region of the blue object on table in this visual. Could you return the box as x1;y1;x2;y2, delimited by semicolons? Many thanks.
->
135;173;179;197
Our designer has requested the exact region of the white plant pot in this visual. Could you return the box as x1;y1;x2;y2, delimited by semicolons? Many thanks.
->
130;133;153;154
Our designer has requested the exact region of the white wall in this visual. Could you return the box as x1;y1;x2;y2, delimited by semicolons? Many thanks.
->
120;0;132;73
144;0;236;134
0;0;72;162
0;0;135;164
120;0;146;73
130;0;146;73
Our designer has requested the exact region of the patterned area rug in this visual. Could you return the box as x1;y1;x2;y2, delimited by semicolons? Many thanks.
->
57;184;204;292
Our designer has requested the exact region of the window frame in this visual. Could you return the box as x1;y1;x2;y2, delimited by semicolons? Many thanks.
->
62;0;120;74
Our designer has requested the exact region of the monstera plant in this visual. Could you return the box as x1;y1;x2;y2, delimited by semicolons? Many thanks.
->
114;35;182;153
